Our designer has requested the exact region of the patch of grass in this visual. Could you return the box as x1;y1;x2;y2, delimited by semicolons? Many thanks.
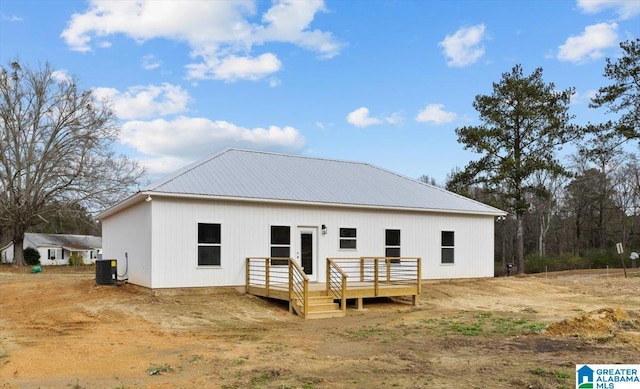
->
450;323;483;336
530;367;571;382
70;379;86;389
188;354;204;364
420;312;546;336
249;368;282;385
146;363;174;375
342;325;401;343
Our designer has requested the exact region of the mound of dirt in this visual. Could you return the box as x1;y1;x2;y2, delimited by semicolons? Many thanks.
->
545;306;640;347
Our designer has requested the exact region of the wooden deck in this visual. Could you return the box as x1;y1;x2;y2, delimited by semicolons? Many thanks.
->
246;257;421;319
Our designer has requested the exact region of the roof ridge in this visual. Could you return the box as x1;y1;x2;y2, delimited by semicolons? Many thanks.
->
227;148;369;166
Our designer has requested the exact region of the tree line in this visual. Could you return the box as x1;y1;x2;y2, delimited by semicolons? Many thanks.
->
440;39;639;274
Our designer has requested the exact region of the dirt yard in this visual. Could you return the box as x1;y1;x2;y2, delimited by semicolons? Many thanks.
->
1;267;639;389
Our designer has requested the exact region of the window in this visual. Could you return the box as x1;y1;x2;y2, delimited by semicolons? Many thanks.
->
198;223;221;266
339;228;357;249
48;248;62;260
441;231;454;264
270;226;290;266
385;229;400;258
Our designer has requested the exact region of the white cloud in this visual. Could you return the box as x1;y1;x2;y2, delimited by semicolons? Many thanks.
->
346;107;402;128
138;155;192;178
557;22;618;63
439;24;487;67
60;0;342;82
120;116;305;159
186;53;282;81
92;83;191;120
51;69;72;83
571;89;598;105
577;0;640;20
142;54;161;70
346;107;383;128
415;104;457;124
1;13;23;22
256;0;341;59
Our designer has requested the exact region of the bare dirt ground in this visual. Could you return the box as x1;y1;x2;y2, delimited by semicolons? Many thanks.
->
1;267;639;389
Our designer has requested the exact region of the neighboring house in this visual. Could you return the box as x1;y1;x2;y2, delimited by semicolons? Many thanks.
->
98;148;506;290
0;233;102;265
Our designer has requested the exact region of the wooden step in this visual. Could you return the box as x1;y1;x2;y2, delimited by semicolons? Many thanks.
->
305;309;346;319
291;296;346;319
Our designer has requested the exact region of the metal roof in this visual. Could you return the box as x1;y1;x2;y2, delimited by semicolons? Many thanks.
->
140;148;504;215
23;233;102;250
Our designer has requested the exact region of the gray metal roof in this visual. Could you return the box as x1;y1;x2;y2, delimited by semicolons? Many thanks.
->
141;148;504;215
23;233;102;250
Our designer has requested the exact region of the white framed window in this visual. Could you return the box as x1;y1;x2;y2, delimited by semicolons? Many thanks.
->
339;228;357;249
385;229;401;263
385;229;400;257
197;223;221;266
441;231;455;264
48;248;62;260
270;225;290;266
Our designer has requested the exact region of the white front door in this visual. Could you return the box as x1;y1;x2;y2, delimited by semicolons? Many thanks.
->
296;227;317;281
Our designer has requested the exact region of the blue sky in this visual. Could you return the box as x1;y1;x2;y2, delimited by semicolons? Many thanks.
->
1;0;638;185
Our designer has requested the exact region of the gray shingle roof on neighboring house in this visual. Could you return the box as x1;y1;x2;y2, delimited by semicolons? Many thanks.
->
141;148;504;216
23;233;102;250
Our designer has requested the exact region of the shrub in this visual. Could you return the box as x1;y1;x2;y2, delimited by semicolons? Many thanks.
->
523;249;628;274
23;247;41;266
68;253;85;267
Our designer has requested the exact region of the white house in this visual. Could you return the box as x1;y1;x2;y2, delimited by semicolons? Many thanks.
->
1;233;102;265
97;148;506;289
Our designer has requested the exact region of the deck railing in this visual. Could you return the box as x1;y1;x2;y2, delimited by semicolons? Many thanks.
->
326;258;348;313
326;257;421;296
245;257;310;318
289;260;309;318
245;257;290;294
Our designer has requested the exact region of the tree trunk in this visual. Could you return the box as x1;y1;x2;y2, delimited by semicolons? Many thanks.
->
516;215;525;275
12;225;27;267
538;214;545;256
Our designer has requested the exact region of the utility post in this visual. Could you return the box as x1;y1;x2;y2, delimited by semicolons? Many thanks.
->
616;243;627;278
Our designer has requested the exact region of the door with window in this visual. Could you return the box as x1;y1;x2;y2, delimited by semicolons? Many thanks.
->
296;227;317;281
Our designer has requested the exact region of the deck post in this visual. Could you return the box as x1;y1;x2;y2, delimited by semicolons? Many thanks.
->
326;258;330;296
265;258;270;296
341;273;347;313
386;257;391;284
359;257;364;282
356;297;364;310
245;258;250;293
288;260;292;302
303;279;309;319
374;258;379;296
417;257;422;294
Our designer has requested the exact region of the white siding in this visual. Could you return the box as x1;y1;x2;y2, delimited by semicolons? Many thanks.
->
102;201;152;287
0;244;100;265
143;197;495;288
1;243;14;263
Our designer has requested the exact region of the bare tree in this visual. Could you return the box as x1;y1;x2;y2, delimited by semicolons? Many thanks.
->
418;174;439;187
527;171;565;256
0;60;144;266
